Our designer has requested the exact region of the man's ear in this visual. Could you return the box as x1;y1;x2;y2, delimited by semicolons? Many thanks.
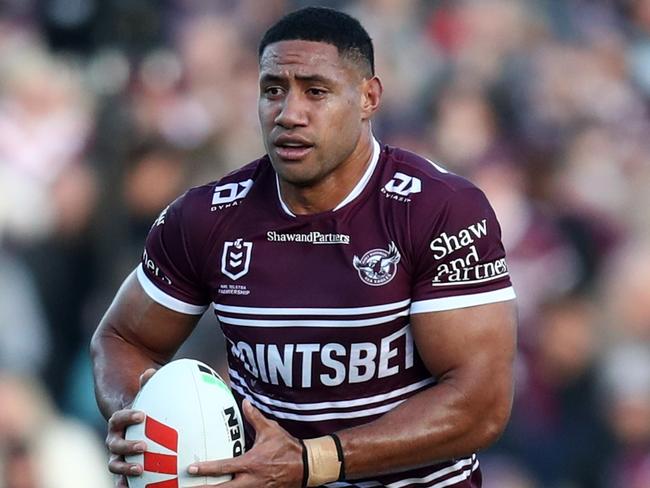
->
361;76;383;120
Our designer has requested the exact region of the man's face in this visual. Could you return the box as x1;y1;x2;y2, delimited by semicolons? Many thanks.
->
258;40;368;187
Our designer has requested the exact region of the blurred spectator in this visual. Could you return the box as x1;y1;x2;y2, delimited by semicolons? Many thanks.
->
502;294;611;487
0;39;94;242
472;161;579;339
0;252;48;376
600;344;650;488
0;373;112;488
603;241;650;342
15;161;99;408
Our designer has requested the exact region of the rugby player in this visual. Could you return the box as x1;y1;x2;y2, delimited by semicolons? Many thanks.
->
91;7;517;488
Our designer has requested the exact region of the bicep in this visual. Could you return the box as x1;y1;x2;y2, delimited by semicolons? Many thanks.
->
411;300;517;409
338;301;518;477
97;270;201;363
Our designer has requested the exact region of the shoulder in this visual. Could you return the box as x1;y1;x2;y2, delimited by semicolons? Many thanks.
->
171;156;271;216
380;145;487;207
379;145;502;258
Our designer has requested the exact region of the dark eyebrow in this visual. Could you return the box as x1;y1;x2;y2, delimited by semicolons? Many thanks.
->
260;73;335;85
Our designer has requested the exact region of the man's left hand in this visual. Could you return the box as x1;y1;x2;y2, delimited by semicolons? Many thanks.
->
188;399;305;487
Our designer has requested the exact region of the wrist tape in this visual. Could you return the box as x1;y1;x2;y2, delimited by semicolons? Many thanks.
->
301;434;345;487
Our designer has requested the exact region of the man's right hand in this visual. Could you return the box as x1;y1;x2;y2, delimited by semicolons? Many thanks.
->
105;368;156;487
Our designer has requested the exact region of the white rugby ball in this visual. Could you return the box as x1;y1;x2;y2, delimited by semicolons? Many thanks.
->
125;359;244;488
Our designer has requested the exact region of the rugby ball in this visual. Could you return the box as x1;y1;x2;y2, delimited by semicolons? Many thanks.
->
125;359;244;488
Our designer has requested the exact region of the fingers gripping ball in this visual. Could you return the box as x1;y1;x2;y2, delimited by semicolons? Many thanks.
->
125;359;245;487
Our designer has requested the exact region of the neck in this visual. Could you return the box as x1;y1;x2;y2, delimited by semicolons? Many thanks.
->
279;128;375;215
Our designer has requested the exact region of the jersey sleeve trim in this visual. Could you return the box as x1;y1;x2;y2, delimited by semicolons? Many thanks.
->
410;286;516;314
136;264;208;315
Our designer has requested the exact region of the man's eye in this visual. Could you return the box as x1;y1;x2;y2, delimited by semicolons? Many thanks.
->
264;87;284;97
308;88;327;97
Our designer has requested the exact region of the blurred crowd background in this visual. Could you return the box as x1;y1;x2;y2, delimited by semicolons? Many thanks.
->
1;0;649;487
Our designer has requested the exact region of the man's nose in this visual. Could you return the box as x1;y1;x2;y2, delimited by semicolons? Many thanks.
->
274;91;308;128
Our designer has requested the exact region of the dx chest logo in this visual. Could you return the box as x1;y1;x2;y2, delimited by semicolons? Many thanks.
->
221;239;253;280
383;172;421;196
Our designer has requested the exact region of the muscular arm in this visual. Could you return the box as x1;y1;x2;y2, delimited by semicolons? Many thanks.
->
190;299;517;487
90;270;201;419
339;300;517;478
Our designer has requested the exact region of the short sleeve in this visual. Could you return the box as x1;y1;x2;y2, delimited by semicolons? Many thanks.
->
410;187;516;314
137;195;210;315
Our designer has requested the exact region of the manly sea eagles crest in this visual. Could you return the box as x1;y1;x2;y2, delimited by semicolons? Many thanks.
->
353;241;401;286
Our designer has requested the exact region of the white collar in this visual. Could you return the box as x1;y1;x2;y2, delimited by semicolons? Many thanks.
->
276;137;380;217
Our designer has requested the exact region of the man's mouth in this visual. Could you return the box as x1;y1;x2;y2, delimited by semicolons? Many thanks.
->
273;138;314;161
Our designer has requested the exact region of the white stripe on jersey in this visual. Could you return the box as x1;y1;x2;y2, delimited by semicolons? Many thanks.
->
213;298;411;316
425;157;450;174
325;483;383;487
231;382;406;421
333;138;381;210
410;286;516;314
136;265;208;315
384;457;477;488
228;368;435;411
217;308;409;328
326;482;383;487
323;455;478;488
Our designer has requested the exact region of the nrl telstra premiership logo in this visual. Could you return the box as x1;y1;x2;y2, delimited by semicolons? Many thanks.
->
353;241;401;286
221;239;253;280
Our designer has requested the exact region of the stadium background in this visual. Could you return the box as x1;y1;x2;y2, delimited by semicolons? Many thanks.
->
1;0;649;486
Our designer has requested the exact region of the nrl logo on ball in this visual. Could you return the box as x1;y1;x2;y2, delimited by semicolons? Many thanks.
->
353;242;401;286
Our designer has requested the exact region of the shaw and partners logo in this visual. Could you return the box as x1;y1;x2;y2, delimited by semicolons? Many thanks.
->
430;219;488;260
266;231;350;245
221;238;253;280
353;242;401;286
428;219;510;285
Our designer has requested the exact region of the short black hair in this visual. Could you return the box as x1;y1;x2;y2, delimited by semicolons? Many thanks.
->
258;7;375;77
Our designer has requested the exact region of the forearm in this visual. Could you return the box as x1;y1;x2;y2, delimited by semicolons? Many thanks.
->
90;272;199;420
336;374;512;479
90;327;162;420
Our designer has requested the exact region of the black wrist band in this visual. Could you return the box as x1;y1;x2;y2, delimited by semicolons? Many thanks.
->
330;433;346;481
299;439;309;487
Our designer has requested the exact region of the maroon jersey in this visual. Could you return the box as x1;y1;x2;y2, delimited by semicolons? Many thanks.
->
138;140;515;488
